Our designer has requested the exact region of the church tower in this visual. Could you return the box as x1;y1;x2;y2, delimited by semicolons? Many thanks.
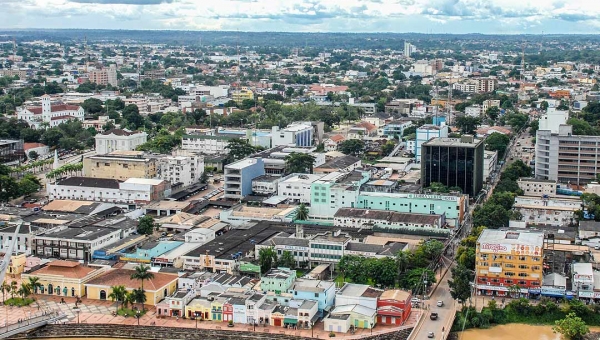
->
41;95;51;123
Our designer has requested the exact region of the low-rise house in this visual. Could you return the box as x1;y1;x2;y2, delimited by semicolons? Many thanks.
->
210;296;227;321
157;290;195;317
298;299;318;329
85;268;178;306
377;289;412;325
257;300;277;326
21;260;107;297
260;267;296;295
325;304;377;332
289;279;335;315
185;297;212;319
324;135;345;152
579;221;600;240
246;293;267;324
335;283;383;310
271;305;287;327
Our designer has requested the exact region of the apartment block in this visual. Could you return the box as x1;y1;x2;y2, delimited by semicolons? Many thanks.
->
476;229;544;297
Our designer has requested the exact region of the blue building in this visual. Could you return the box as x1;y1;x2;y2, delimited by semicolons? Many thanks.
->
224;158;265;200
289;279;336;315
120;241;183;263
414;124;448;162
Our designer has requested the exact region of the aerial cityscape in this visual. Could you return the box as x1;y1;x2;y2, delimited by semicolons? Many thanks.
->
0;3;600;340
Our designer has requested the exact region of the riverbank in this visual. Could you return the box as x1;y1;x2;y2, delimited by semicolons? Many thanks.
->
447;324;600;340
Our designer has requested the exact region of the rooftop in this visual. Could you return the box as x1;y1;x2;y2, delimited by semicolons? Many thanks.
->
337;283;383;299
334;208;442;225
123;178;165;185
226;158;261;170
423;137;483;148
85;268;177;291
315;155;360;170
56;177;120;189
27;260;96;279
478;229;545;249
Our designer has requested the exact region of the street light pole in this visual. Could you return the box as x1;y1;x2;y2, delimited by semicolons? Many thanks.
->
311;321;314;338
136;310;140;325
370;322;373;335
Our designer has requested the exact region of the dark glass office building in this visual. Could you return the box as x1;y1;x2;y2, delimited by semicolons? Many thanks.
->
421;136;484;197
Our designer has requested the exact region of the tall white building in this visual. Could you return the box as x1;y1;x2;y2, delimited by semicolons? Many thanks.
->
158;154;204;188
271;123;314;147
17;95;84;129
277;173;325;203
403;42;416;58
95;129;148;155
415;124;449;162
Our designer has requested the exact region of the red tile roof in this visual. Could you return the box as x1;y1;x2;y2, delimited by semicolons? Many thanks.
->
51;115;77;121
85;268;177;291
29;260;97;279
329;134;345;142
23;142;47;150
26;104;81;115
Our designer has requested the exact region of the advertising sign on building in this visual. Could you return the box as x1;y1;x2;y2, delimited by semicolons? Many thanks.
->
511;244;542;256
479;243;511;254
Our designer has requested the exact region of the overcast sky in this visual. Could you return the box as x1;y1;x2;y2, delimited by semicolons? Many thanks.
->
1;0;600;34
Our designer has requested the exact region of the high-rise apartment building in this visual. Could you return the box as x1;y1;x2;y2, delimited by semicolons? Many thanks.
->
475;229;544;297
88;64;118;87
421;135;484;197
403;42;416;58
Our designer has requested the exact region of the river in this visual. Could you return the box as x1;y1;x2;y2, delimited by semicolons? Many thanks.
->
460;324;600;340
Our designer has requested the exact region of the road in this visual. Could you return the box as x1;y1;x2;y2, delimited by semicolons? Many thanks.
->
411;127;529;340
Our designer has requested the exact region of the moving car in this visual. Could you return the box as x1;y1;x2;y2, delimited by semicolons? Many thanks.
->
430;313;438;320
411;297;420;304
437;300;444;307
428;332;435;338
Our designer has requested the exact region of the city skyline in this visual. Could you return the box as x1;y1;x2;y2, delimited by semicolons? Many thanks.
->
1;0;600;34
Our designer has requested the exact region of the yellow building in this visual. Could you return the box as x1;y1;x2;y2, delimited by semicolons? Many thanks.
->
83;151;157;181
84;268;178;306
7;253;26;277
475;229;544;297
185;297;212;319
21;260;107;297
231;88;254;104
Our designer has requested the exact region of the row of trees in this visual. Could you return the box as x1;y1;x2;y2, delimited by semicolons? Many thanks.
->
0;277;43;304
339;240;444;291
0;165;42;202
46;163;83;180
257;247;297;274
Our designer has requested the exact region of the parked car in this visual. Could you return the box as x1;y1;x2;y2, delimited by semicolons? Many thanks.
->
428;332;435;338
430;313;438;320
437;300;444;307
411;297;420;304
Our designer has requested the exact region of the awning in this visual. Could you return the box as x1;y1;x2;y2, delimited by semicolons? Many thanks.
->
283;318;298;325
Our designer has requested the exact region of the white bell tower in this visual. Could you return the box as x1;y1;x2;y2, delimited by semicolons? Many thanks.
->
41;95;51;123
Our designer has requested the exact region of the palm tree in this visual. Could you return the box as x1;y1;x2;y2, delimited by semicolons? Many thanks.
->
17;283;31;299
108;285;127;312
1;281;9;303
28;277;43;296
395;250;411;277
130;265;154;311
9;281;17;299
295;204;309;221
123;291;136;310
132;288;147;311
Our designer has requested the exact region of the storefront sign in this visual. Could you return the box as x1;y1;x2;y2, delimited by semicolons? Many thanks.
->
409;194;458;202
479;243;511;254
578;291;594;298
511;244;542;256
593;292;600;299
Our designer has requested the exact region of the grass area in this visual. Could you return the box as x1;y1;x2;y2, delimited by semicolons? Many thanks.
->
117;308;147;317
5;297;34;306
295;270;305;278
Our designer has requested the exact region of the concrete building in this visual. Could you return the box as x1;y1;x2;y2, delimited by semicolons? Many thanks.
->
260;267;296;294
465;105;482;117
382;120;413;137
403;41;416;58
335;283;382;310
95;129;148;155
414;124;449;162
271;123;313;147
475;229;544;297
21;260;107;297
231;87;254;104
47;177;170;205
484;150;498;182
277;173;324;204
572;263;594;299
224;158;265;200
252;175;283;196
309;171;370;219
421;136;485;197
333;208;444;230
539;108;569;134
88;64;118;87
512;196;582;226
83;151;157;181
17;95;84;129
158;154;204;188
181;134;234;155
517;178;557;197
536;123;600;185
477;78;497;93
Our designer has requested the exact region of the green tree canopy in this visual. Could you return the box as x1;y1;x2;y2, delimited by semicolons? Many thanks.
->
137;216;156;235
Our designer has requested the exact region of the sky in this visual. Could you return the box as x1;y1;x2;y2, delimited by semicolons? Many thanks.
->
1;0;600;34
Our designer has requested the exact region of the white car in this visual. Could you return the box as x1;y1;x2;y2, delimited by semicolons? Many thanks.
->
437;300;444;307
411;297;421;303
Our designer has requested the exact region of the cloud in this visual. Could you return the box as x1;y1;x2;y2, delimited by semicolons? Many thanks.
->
68;0;173;4
0;0;600;33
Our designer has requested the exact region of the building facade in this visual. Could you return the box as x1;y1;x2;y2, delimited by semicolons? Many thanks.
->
272;124;314;147
95;129;148;155
414;124;449;162
83;151;157;181
224;158;265;200
17;95;84;129
421;136;485;197
158;154;204;188
181;134;233;155
475;229;544;297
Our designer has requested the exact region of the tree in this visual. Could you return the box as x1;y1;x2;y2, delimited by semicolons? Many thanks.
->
485;106;500;122
0;176;19;202
400;268;436;292
130;265;154;311
455;116;480;134
27;276;43;295
0;281;9;302
17;282;31;299
278;251;296;269
122;104;144;130
295;204;309;221
472;203;511;229
137;215;156;235
225;139;257;162
338;139;364;156
487;191;516;210
258;247;278;274
132;288;147;311
485;133;511;158
553;312;589;340
540;101;549;111
123;291;136;310
9;280;17;299
18;176;41;197
81;98;104;115
285;152;316;174
108;285;127;311
28;151;39;161
448;264;474;307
